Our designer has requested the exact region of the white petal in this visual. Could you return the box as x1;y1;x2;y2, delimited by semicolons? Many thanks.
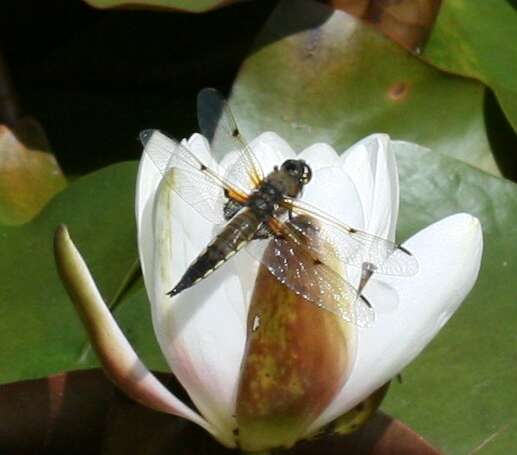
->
150;173;246;444
309;213;483;431
184;133;220;170
302;166;364;230
219;131;296;177
136;137;164;283
341;134;398;240
136;132;243;445
298;142;340;171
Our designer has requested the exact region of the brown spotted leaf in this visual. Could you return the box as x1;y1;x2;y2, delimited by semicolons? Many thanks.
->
229;0;498;174
422;0;517;132
326;0;442;51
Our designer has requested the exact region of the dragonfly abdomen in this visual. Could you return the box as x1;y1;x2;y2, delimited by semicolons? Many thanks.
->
168;210;261;297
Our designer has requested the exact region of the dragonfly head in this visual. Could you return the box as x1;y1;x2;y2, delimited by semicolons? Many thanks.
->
281;159;312;186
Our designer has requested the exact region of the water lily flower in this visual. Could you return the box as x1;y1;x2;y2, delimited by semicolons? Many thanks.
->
55;131;483;452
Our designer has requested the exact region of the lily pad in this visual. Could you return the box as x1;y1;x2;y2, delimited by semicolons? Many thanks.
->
423;0;517;132
0;162;165;385
228;0;499;175
82;0;237;13
0;125;66;225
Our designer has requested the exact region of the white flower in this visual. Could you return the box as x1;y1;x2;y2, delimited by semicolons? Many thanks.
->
134;131;482;449
55;131;483;452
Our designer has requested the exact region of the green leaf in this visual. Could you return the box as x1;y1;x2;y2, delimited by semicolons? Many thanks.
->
228;0;499;175
423;0;517;131
0;162;165;385
82;0;236;13
0;126;67;225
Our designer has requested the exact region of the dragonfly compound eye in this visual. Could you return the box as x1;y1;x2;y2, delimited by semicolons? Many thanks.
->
282;159;303;177
302;163;312;184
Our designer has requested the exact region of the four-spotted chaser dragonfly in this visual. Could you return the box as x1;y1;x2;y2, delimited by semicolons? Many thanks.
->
140;88;418;327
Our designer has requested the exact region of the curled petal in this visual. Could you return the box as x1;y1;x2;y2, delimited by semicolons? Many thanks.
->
298;142;340;170
53;225;216;438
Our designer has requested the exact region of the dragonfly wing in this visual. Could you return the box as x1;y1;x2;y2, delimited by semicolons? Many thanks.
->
140;129;248;224
246;236;375;328
162;168;229;224
285;198;419;276
197;88;264;191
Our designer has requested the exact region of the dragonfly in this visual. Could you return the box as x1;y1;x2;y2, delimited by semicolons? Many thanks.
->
140;88;418;327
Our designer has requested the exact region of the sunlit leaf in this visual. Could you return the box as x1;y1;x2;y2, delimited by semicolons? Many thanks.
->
82;0;239;13
0;162;165;385
228;0;499;175
0;125;66;225
423;0;517;132
327;0;442;51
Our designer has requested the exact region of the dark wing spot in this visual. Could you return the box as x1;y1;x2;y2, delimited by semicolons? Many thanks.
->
363;262;377;272
349;227;357;234
232;128;239;137
397;244;412;256
233;428;240;437
361;295;372;309
200;163;207;171
313;258;322;266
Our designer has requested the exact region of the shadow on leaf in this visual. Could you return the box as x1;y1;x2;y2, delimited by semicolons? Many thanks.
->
0;369;441;454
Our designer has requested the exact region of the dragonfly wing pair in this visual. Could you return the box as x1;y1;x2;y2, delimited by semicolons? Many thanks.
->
141;89;418;328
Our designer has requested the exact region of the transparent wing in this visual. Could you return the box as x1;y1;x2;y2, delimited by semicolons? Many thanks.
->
284;198;419;276
140;129;248;224
246;235;375;328
162;168;228;224
197;88;264;192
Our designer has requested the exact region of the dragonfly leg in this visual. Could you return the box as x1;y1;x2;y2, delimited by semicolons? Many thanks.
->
358;262;377;301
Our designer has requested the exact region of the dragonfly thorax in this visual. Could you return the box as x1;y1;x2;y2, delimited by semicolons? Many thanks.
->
248;181;283;218
247;160;312;219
